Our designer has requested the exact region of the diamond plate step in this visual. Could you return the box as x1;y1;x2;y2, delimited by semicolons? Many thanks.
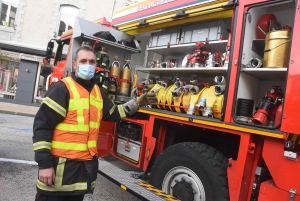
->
98;158;180;201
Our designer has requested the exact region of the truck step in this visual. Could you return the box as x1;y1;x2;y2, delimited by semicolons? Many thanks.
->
98;158;180;201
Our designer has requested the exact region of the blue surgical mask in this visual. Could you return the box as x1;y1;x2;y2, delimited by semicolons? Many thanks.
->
77;64;95;80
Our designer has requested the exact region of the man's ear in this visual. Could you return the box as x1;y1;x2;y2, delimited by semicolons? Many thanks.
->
72;61;78;73
72;61;78;70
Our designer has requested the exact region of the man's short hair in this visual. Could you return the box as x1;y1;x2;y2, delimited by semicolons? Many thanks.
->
74;46;95;61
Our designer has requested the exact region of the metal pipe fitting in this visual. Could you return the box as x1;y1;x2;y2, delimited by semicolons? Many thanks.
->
174;78;184;89
247;57;263;68
203;107;213;117
196;98;206;109
214;76;226;85
187;105;196;115
189;83;205;95
157;81;165;87
180;85;190;95
151;88;159;93
190;85;200;94
215;85;226;95
190;75;198;85
172;88;182;100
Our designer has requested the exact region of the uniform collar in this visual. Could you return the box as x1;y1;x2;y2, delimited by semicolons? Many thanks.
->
71;72;93;89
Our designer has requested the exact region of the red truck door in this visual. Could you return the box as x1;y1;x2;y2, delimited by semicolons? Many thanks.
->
281;2;300;134
97;121;115;157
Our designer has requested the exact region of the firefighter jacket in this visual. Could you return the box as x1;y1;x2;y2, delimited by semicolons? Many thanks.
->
33;73;127;195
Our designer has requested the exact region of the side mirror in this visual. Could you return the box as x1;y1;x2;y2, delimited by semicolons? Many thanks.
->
44;41;55;65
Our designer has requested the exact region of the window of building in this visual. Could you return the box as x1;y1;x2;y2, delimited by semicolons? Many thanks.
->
0;1;18;27
57;5;79;36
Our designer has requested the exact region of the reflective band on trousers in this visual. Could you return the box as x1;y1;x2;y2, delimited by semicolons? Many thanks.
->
51;77;103;160
91;180;96;189
55;157;66;186
37;180;87;192
37;157;90;192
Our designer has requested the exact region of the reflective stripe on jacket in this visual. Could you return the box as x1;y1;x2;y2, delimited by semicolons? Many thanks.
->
51;77;103;160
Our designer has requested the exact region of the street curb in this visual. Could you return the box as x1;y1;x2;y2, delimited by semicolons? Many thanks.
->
0;110;36;117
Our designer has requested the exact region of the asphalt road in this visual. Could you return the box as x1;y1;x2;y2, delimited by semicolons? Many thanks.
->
0;113;141;201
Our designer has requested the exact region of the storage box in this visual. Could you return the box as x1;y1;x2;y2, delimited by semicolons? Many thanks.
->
116;121;143;142
149;27;180;47
116;138;141;163
181;20;229;43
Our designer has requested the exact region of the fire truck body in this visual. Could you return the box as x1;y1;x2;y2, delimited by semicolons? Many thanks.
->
43;0;300;200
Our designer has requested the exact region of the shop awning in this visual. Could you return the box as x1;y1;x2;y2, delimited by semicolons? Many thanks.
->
112;0;236;35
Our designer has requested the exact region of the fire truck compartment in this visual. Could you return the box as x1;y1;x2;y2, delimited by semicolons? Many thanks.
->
234;0;296;129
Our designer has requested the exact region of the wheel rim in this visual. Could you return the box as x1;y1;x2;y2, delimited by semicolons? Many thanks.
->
162;166;205;201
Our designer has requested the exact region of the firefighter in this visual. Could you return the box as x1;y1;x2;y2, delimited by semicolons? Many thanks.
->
32;46;157;201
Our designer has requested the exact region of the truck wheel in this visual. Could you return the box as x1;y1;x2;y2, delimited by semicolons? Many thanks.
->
150;142;229;201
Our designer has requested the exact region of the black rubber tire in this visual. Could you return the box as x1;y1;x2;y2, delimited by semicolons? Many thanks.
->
150;142;229;201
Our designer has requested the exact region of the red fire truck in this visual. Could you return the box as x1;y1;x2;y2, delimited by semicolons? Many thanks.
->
43;0;300;200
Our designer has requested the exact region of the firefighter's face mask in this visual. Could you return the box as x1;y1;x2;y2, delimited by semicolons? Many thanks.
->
77;64;95;80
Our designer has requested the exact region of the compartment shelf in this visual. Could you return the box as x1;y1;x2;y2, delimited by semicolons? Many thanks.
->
72;18;141;54
147;40;228;56
81;35;141;53
241;68;287;81
136;67;228;76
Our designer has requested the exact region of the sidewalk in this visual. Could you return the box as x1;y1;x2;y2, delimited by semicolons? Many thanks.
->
0;99;40;117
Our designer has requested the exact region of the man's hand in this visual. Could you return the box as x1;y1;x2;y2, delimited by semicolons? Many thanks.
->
122;93;158;116
137;93;158;107
39;167;55;187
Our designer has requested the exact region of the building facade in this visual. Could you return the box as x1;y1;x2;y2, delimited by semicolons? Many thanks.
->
0;0;116;102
